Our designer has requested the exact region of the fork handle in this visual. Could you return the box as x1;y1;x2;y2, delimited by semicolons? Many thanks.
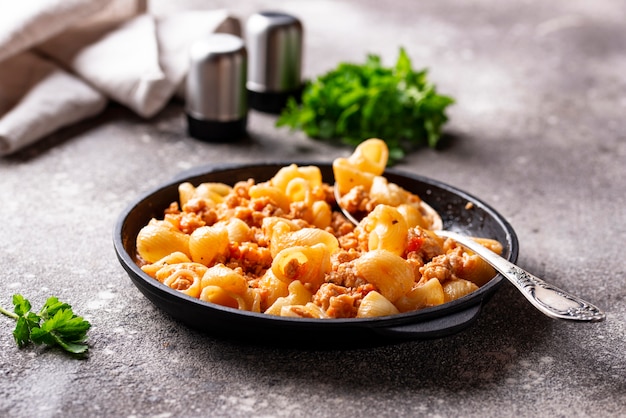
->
435;230;605;322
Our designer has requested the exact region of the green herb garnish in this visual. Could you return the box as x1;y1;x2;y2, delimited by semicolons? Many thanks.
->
0;294;91;356
277;47;455;162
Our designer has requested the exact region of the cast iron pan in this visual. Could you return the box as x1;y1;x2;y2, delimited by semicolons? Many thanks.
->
113;162;519;345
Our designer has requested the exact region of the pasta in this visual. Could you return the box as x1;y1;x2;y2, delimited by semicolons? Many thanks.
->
135;138;503;319
361;205;408;256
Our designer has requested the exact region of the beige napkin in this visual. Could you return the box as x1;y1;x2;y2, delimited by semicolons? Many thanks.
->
0;0;110;63
0;52;107;156
38;9;240;118
0;0;240;156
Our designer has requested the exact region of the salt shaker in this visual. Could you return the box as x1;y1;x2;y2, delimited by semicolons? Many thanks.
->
185;33;247;141
245;11;304;113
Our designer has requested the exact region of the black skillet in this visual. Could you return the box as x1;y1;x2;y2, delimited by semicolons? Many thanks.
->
113;162;518;345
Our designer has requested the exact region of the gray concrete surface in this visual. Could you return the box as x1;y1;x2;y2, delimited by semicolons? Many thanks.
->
1;0;625;417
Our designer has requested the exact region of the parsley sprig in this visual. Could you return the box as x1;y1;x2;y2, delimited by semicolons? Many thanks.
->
0;294;91;356
277;47;455;162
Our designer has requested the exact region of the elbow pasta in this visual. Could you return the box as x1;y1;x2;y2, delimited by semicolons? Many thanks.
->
136;138;503;319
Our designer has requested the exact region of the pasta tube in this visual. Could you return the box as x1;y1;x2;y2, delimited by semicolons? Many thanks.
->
332;157;376;195
271;244;331;291
200;285;246;309
347;138;388;176
453;253;497;287
140;251;192;278
357;291;400;317
136;220;190;263
443;279;479;303
395;278;445;312
161;264;206;298
201;264;248;295
361;205;408;256
269;227;339;258
257;270;290;309
222;218;252;244
280;302;329;319
265;280;313;316
248;184;291;212
189;225;229;266
270;164;323;193
354;250;414;302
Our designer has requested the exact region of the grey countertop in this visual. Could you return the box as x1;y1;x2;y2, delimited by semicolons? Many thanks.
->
1;1;625;417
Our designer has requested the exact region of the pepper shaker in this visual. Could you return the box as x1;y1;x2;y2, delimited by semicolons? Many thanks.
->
185;33;247;141
245;11;304;113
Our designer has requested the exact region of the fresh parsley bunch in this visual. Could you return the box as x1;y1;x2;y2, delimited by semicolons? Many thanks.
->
277;47;455;161
0;294;91;356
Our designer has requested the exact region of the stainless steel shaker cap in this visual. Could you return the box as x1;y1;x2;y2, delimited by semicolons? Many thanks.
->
245;11;303;113
185;33;247;141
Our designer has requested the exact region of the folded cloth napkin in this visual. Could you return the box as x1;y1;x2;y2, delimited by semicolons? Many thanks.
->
0;0;240;156
0;51;107;156
38;9;239;118
0;0;110;63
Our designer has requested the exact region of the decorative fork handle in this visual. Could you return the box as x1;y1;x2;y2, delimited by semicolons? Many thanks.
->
435;230;606;322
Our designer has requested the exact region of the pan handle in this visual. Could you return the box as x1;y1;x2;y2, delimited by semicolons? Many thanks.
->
373;304;483;339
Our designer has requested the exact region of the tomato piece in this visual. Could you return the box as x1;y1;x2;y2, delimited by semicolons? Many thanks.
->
406;235;424;253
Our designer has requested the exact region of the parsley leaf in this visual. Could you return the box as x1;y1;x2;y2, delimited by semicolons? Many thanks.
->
276;47;455;162
0;294;91;356
12;294;31;316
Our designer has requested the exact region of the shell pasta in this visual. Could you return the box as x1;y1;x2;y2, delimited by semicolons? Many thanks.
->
135;139;503;319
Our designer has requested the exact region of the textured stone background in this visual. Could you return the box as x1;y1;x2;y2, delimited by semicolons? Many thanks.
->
1;1;624;417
